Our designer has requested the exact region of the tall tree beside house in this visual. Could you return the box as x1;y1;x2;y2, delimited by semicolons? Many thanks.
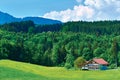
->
65;53;75;69
74;57;86;69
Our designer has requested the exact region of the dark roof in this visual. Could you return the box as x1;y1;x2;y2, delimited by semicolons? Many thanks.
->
93;58;108;65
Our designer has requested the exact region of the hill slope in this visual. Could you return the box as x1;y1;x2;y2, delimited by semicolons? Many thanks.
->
0;11;61;25
0;60;120;80
0;11;20;24
0;66;47;80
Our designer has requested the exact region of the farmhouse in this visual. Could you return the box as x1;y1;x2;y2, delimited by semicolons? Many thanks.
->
82;58;109;70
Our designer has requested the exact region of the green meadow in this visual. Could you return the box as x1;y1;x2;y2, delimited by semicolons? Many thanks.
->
0;60;120;80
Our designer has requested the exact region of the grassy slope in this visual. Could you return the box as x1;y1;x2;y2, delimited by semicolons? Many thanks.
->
0;60;120;80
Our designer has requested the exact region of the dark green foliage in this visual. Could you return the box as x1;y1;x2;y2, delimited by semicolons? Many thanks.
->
61;21;120;35
0;21;61;33
35;24;61;33
82;48;93;60
0;21;35;32
111;38;119;67
65;53;74;69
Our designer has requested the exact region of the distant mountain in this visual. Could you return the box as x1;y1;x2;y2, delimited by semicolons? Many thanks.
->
0;11;20;24
0;11;61;25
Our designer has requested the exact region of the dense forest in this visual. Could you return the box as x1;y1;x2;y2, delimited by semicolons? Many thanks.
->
0;20;120;68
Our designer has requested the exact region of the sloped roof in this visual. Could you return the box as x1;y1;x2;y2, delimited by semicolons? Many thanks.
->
93;58;108;65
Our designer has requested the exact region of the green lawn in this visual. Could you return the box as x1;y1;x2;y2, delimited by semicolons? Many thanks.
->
0;60;120;80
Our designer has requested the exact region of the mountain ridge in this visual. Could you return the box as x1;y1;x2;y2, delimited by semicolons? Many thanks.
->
0;11;61;25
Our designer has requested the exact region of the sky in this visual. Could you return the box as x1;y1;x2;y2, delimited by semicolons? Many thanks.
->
0;0;120;22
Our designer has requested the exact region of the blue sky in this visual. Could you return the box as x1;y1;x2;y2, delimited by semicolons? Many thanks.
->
0;0;77;17
0;0;120;22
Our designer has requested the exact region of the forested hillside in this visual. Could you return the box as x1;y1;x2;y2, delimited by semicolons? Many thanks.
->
0;20;120;68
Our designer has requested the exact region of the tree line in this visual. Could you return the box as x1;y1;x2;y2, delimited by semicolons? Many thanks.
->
0;21;61;33
0;20;120;68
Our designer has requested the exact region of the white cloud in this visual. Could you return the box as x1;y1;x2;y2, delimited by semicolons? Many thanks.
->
84;0;105;9
43;0;120;22
43;5;94;22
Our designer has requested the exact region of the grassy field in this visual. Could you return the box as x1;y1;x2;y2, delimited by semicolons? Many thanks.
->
0;60;120;80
